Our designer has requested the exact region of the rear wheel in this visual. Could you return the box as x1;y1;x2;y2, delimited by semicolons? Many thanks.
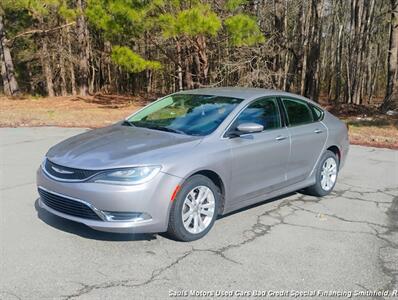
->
305;150;339;197
167;175;220;242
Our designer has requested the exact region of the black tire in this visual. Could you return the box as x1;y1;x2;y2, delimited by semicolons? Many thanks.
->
166;175;220;242
304;150;339;197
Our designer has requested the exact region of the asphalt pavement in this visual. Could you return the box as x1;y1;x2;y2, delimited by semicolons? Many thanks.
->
0;127;397;299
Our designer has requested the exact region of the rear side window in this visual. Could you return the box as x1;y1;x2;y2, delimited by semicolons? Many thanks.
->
310;104;324;121
282;98;314;126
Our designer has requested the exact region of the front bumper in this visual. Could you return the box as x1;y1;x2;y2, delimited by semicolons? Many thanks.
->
36;167;182;233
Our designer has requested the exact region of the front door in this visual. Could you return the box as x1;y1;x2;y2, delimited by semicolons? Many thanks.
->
226;97;290;207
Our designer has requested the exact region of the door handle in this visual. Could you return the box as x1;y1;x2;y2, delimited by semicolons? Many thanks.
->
275;135;287;141
314;129;323;134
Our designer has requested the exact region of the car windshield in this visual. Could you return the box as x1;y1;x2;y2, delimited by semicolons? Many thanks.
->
127;94;243;136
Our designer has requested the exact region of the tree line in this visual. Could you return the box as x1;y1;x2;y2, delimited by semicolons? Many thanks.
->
0;0;397;110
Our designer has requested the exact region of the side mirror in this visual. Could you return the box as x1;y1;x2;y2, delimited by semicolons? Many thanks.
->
236;123;264;134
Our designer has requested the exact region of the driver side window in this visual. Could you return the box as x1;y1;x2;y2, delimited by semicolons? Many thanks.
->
234;97;281;131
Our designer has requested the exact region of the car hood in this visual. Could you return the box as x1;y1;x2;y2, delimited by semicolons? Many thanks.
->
46;123;202;170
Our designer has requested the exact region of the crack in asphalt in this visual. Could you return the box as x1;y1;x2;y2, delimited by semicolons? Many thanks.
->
289;204;390;229
63;250;194;299
61;185;398;299
327;185;398;296
191;247;242;265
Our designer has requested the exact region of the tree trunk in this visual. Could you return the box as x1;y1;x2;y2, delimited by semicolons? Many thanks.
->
282;0;290;91
65;26;77;95
59;32;67;96
193;51;201;87
0;50;10;95
300;0;313;96
41;35;55;97
346;0;359;104
273;0;284;89
334;24;343;102
192;35;209;87
369;43;380;103
382;0;398;111
310;0;325;101
102;40;112;92
353;0;365;105
76;0;89;96
184;48;193;90
176;39;183;91
0;15;19;96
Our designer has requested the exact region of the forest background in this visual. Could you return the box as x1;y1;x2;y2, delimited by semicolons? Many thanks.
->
1;0;397;148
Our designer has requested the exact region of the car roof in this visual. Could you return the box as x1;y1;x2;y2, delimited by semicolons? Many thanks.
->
175;87;316;104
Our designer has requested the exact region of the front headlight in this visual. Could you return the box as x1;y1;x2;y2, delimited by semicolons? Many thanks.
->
41;157;46;169
90;166;161;185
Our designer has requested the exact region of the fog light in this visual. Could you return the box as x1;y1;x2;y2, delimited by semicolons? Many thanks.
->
102;211;151;222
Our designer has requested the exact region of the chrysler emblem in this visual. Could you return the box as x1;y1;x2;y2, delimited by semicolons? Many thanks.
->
51;166;74;174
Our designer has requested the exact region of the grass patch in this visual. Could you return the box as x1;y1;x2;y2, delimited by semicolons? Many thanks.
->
343;117;398;149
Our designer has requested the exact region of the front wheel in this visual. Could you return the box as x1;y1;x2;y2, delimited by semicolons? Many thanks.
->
166;175;220;242
305;150;339;197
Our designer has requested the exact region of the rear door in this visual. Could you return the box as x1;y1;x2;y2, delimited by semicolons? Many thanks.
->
281;97;327;184
225;97;290;207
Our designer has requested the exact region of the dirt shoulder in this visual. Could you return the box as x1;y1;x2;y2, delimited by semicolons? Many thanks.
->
1;95;397;149
328;103;398;150
0;95;143;128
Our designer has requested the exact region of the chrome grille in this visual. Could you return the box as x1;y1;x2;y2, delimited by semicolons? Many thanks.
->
44;159;98;181
38;188;102;221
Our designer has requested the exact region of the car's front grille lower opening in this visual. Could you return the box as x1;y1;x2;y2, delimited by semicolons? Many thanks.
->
38;188;102;221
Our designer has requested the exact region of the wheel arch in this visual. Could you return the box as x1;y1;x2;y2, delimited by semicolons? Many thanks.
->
326;145;341;162
184;169;226;215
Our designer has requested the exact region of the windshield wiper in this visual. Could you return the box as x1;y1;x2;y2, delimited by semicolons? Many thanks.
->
145;124;186;135
122;120;134;127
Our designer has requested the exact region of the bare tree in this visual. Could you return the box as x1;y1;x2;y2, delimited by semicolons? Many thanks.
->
1;0;393;104
0;15;19;95
76;0;90;96
382;0;398;111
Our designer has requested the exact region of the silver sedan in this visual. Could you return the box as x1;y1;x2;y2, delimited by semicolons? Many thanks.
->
37;88;349;241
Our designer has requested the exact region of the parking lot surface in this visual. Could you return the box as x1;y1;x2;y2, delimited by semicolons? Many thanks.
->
0;127;397;299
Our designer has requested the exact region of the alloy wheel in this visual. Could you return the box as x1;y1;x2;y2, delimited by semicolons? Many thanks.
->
181;186;215;234
320;157;337;191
